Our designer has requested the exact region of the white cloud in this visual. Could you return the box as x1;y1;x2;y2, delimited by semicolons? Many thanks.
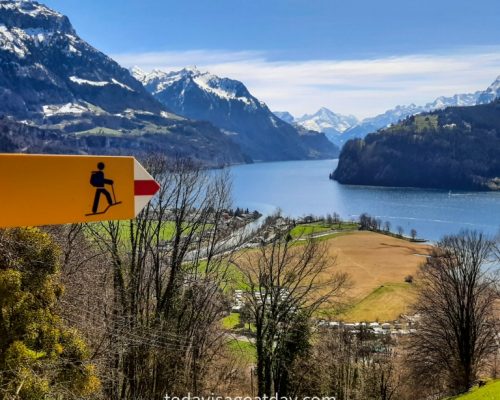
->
113;48;500;119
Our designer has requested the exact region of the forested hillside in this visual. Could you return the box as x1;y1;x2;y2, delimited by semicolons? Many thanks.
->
333;100;500;190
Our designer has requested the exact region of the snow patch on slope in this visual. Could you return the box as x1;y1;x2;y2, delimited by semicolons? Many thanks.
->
111;78;133;91
42;102;91;116
69;76;108;86
193;73;252;105
0;24;28;57
69;76;134;91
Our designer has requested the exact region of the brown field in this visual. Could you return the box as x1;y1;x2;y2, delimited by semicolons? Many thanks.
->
321;231;432;321
233;230;432;322
325;231;431;298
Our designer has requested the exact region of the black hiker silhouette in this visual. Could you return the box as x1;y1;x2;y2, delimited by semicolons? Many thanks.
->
89;162;120;215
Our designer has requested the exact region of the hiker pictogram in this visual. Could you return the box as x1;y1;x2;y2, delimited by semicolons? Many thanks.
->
0;154;160;228
87;162;122;215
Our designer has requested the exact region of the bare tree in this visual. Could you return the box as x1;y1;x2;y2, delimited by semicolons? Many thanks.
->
83;156;241;398
397;226;404;237
234;226;347;397
332;212;341;228
45;224;112;396
290;327;402;400
359;213;372;230
407;230;499;396
410;229;417;240
326;214;333;225
384;221;391;233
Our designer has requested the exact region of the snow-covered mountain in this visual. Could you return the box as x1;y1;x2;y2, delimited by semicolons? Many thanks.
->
294;108;358;144
296;108;358;134
424;92;482;110
134;66;264;115
0;0;164;120
133;67;339;162
0;0;246;163
272;107;359;146
477;75;500;104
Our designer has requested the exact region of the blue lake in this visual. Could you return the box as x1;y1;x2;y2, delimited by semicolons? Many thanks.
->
228;159;500;242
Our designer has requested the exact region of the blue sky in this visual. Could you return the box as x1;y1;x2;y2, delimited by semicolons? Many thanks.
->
43;0;500;118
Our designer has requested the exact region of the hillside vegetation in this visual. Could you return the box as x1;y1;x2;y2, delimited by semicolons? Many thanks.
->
446;380;500;399
333;100;500;190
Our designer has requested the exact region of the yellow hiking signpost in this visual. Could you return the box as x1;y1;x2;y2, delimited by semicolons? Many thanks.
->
0;154;160;228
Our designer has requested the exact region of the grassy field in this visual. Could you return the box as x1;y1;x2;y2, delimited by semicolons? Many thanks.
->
76;127;123;136
222;313;241;329
290;223;332;237
95;219;430;323
213;261;249;292
414;114;439;131
339;283;418;322
446;380;500;399
290;221;359;238
227;339;256;363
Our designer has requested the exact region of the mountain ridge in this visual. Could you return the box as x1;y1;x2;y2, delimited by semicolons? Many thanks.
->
133;66;339;162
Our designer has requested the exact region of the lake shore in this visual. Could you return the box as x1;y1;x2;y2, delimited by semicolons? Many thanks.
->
229;159;500;241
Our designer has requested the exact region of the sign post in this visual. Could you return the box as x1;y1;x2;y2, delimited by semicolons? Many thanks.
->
0;154;160;228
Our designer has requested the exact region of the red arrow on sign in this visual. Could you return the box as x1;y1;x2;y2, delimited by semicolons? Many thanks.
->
134;180;161;196
134;159;161;215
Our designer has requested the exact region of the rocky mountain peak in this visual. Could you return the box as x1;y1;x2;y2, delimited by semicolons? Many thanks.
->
0;0;74;34
478;75;500;104
132;67;258;107
295;107;359;137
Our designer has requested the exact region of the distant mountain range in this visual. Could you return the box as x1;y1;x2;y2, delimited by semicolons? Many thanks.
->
277;77;500;147
132;67;338;162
